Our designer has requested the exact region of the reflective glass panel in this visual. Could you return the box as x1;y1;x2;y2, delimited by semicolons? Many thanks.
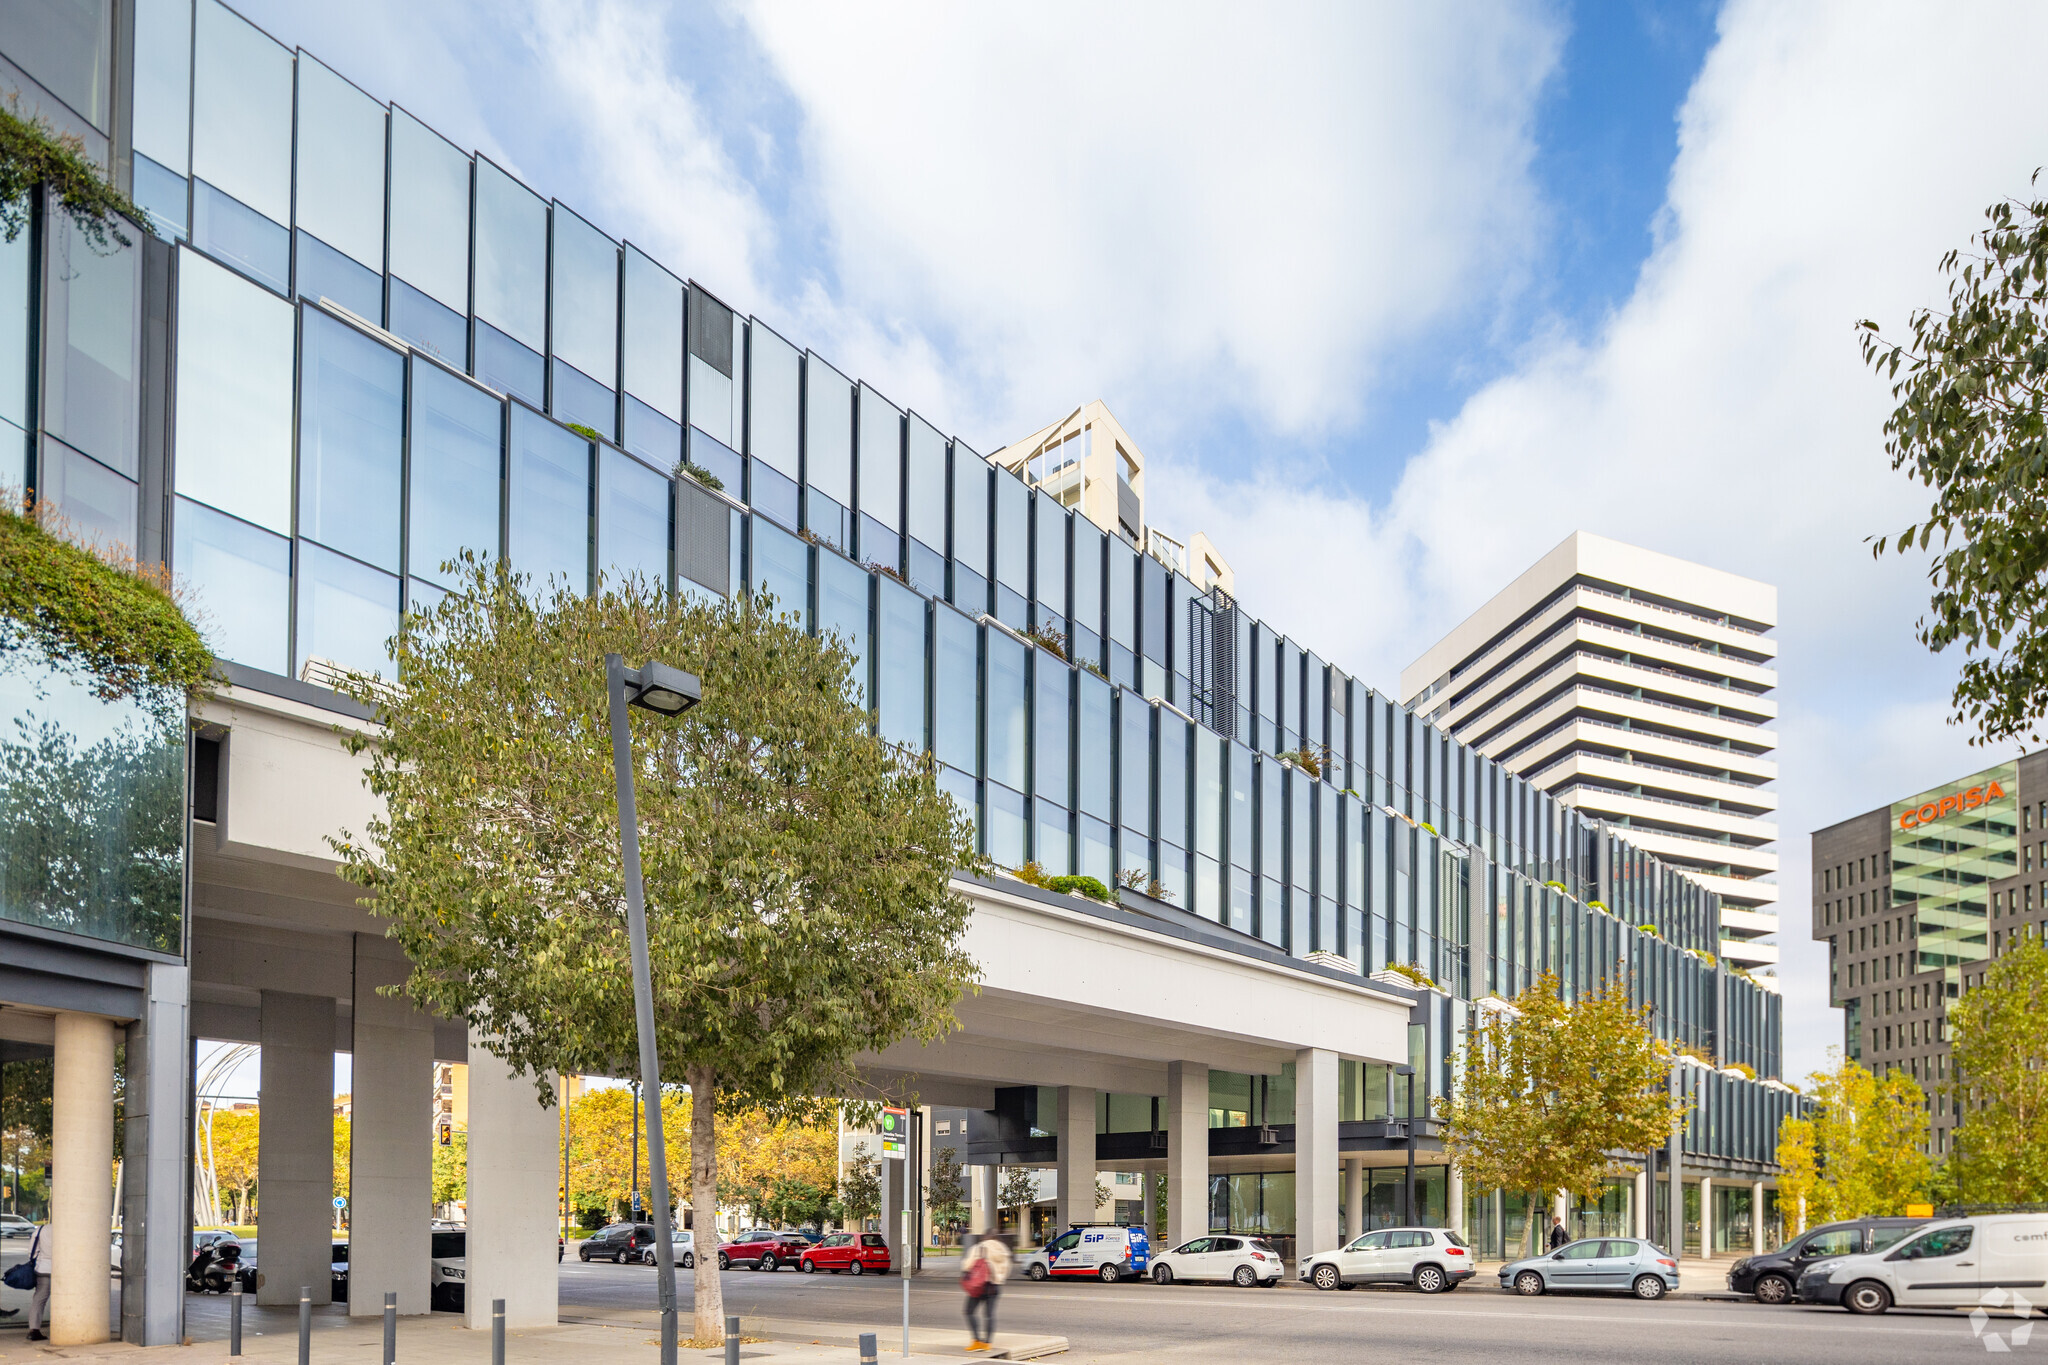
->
1076;670;1111;820
551;358;613;438
132;153;187;243
388;277;464;366
191;0;290;227
749;458;798;529
1196;730;1222;859
1109;541;1135;646
191;179;287;293
296;539;398;679
295;230;380;321
747;322;799;479
1159;713;1188;851
298;310;402;572
1033;490;1066;611
388;109;470;314
621;246;682;421
987;783;1025;869
551;205;616;386
857;384;901;531
407;358;501;585
507;407;589;594
905;414;945;550
173;495;289;672
38;439;134;552
994;472;1027;592
951;449;987;576
1033;655;1070;806
804;354;852;504
294;54;385;271
875;576;926;751
1121;697;1152;838
1071;512;1103;642
815;549;870;708
133;0;191;172
597;446;668;592
623;393;682;470
43;212;137;474
173;250;294;532
748;515;810;627
934;605;978;774
475;320;543;409
986;631;1026;791
473;160;546;352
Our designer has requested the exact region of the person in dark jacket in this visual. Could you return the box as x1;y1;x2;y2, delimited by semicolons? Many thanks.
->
1547;1216;1569;1251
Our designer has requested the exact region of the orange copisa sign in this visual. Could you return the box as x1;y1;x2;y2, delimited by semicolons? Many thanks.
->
1897;781;2009;830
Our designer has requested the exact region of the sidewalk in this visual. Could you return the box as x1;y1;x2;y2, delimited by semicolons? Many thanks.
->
561;1304;1065;1360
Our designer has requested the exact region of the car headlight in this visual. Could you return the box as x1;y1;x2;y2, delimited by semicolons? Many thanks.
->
1730;1258;1749;1273
1803;1258;1843;1277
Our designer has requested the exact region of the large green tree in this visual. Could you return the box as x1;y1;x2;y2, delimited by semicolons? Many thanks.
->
1862;182;2048;743
1772;1052;1930;1231
840;1141;883;1230
1946;935;2048;1202
1435;973;1686;1258
335;560;981;1339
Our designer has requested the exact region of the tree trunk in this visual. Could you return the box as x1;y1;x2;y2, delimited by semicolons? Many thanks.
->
689;1064;723;1343
1524;1191;1540;1260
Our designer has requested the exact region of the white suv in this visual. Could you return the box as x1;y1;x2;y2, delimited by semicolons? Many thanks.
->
1299;1227;1476;1293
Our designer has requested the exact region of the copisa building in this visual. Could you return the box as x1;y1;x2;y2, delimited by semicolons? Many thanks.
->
0;1;1798;1345
1810;753;2043;1156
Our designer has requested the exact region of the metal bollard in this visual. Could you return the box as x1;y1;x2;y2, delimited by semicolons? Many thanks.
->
492;1299;505;1365
724;1314;740;1365
229;1278;243;1357
298;1287;312;1365
383;1292;396;1365
858;1331;878;1365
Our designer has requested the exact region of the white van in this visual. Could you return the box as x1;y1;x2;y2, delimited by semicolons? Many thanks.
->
1796;1213;2048;1314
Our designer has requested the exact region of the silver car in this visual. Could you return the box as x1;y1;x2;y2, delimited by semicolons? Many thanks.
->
1498;1237;1678;1300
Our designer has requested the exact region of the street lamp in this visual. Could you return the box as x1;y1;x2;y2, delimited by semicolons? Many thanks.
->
1394;1064;1416;1227
605;654;701;1365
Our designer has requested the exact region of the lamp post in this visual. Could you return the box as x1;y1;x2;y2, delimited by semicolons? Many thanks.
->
605;654;701;1365
1394;1064;1416;1227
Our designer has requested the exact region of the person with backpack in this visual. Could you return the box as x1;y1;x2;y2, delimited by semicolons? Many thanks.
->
959;1232;1012;1352
25;1220;52;1341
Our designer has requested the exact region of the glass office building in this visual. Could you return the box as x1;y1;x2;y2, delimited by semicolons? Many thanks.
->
7;0;1792;1215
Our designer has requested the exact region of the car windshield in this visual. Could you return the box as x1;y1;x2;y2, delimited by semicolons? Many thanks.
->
331;1244;348;1264
431;1232;465;1259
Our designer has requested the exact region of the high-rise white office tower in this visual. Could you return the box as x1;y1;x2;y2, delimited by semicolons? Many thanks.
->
1400;532;1780;978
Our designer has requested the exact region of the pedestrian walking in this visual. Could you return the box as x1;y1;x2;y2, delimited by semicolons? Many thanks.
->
26;1219;52;1341
1546;1216;1568;1251
959;1233;1012;1352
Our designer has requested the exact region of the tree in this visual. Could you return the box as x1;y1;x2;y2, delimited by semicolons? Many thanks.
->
208;1109;260;1226
998;1165;1040;1244
841;1142;883;1230
1772;1052;1931;1225
1435;972;1686;1258
336;562;982;1341
431;1131;468;1211
717;1105;840;1223
1775;1116;1820;1237
333;1116;350;1214
1861;182;2048;744
562;1086;687;1220
1946;935;2048;1202
926;1146;969;1244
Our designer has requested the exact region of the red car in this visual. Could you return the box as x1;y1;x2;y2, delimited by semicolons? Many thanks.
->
799;1233;892;1276
719;1230;812;1271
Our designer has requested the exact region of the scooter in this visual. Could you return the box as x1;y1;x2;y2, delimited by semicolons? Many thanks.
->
187;1240;249;1294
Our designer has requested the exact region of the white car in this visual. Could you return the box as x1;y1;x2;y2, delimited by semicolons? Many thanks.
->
637;1229;710;1269
1147;1234;1284;1287
430;1228;467;1311
1300;1227;1476;1293
0;1214;33;1238
1798;1213;2048;1314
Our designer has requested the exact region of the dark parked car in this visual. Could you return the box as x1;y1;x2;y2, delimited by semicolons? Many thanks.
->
1725;1218;1931;1304
719;1230;811;1271
578;1223;657;1264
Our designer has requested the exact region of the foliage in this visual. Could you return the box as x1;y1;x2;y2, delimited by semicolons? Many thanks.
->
1723;1061;1756;1080
1022;627;1068;661
1114;867;1146;891
1047;874;1112;902
1771;1052;1931;1228
562;1086;686;1218
675;459;725;492
1277;747;1323;780
566;423;605;444
1435;972;1686;1258
840;1142;883;1227
1945;935;2048;1202
998;1164;1039;1219
720;1103;841;1224
1078;658;1108;681
334;1115;350;1208
1775;1116;1819;1236
1381;961;1439;991
0;102;145;251
432;1130;468;1208
1861;182;2048;743
333;558;983;1338
1;1057;51;1142
206;1108;260;1225
1638;923;1660;939
1143;878;1174;903
0;500;213;704
1008;861;1052;888
926;1145;970;1240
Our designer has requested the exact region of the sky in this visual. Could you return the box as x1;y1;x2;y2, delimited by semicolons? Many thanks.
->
225;0;2048;1086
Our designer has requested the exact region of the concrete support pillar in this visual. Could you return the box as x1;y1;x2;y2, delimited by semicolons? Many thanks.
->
1634;1169;1649;1239
51;1011;117;1345
971;1165;996;1235
120;965;189;1347
1751;1181;1766;1254
1699;1177;1714;1258
1055;1086;1097;1233
464;1035;559;1329
1666;1068;1684;1262
1342;1159;1363;1243
1447;1164;1465;1238
1164;1063;1207;1249
350;936;435;1316
257;991;336;1307
1293;1048;1339;1266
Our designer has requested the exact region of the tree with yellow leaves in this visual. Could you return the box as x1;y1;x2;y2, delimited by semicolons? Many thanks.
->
1772;1051;1929;1232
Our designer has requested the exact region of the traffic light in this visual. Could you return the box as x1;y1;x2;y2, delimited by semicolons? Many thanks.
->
438;1121;452;1146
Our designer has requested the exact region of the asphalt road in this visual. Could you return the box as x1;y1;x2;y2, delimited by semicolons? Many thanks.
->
556;1256;2013;1364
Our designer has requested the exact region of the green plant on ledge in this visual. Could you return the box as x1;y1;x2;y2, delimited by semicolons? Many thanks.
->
566;422;605;444
1637;923;1660;939
1022;625;1068;661
1382;961;1441;991
1276;746;1323;780
1418;820;1439;837
1587;899;1608;911
1078;657;1108;681
0;102;146;251
1009;861;1052;889
1048;874;1112;903
673;459;724;492
0;498;212;703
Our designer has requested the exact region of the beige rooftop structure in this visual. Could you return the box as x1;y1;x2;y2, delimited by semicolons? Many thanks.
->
1399;532;1780;977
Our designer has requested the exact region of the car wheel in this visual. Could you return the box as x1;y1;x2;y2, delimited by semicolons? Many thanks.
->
1414;1265;1447;1294
1632;1274;1668;1301
1027;1263;1047;1281
1752;1274;1792;1306
849;1260;865;1277
682;1253;693;1270
1843;1280;1891;1316
1152;1264;1174;1285
1312;1263;1340;1291
1514;1270;1546;1297
718;1252;730;1270
1233;1265;1258;1288
578;1248;591;1262
760;1253;778;1272
801;1259;815;1273
1099;1262;1121;1282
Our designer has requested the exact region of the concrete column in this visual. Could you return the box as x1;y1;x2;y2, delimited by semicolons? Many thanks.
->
1750;1181;1766;1253
1164;1063;1207;1249
1447;1164;1465;1238
464;1034;559;1329
1293;1048;1339;1266
120;965;190;1347
350;936;435;1316
971;1165;996;1235
1666;1068;1684;1262
1634;1169;1649;1239
51;1011;117;1345
1055;1086;1097;1233
1342;1159;1363;1243
257;991;336;1307
1699;1177;1714;1257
